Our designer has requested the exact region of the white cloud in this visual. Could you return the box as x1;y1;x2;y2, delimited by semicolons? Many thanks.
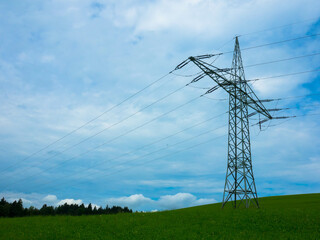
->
57;198;83;206
91;203;101;209
0;191;216;211
20;198;33;205
106;192;216;211
106;194;153;209
0;192;85;208
195;198;216;205
158;193;216;210
0;192;47;207
43;194;58;203
110;0;320;37
158;193;197;209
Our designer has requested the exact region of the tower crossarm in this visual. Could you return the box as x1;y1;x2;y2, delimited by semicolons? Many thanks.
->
189;56;272;119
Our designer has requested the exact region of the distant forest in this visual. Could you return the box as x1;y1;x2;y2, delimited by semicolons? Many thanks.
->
0;198;132;217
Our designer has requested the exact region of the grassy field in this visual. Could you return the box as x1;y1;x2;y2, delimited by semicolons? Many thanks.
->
0;193;319;240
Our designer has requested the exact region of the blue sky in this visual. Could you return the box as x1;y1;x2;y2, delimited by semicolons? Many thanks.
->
0;0;319;211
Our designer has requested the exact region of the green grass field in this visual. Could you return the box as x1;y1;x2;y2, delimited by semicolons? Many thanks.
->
0;193;319;240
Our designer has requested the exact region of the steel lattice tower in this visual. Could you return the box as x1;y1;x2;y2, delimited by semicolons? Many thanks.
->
222;37;259;208
176;36;272;208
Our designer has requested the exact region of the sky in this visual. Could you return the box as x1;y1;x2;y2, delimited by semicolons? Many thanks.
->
0;0;319;211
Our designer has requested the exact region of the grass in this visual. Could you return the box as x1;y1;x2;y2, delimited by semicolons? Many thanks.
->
0;193;319;240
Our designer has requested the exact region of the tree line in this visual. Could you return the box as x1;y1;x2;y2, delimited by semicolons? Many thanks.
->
0;197;132;217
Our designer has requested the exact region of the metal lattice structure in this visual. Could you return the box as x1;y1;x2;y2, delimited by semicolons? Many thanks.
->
222;37;259;208
176;37;272;208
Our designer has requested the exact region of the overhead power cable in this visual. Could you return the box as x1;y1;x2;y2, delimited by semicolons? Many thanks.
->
252;103;320;125
244;52;320;68
204;92;320;104
0;82;189;179
275;93;320;101
0;71;175;173
249;68;320;83
174;34;320;78
295;113;320;117
253;111;320;127
4;23;320;193
187;85;211;90
238;17;319;37
100;134;228;183
35;131;228;193
266;112;320;128
201;34;320;58
172;38;234;78
187;53;320;89
240;33;320;52
2;93;202;190
49;111;228;183
71;111;228;175
202;95;228;101
226;34;320;56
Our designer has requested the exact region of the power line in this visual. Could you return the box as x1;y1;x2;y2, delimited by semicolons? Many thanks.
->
295;113;320;117
257;112;320;128
4;27;320;196
289;102;320;110
211;33;320;56
2;93;202;190
0;82;190;178
51;111;228;182
244;52;320;68
266;112;320;127
203;92;320;102
33;130;228;193
172;38;234;78
251;102;320;124
0;71;175;173
249;68;320;83
79;111;228;174
187;85;211;90
174;34;320;78
188;53;320;89
103;134;227;181
241;33;320;52
276;92;320;101
201;95;228;101
238;17;319;37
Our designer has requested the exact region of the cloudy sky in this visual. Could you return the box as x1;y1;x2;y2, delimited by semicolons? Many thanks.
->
0;0;319;211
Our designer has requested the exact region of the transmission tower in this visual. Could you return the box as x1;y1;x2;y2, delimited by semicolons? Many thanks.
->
175;37;272;208
222;37;260;208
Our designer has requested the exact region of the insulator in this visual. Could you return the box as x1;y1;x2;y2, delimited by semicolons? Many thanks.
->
258;119;270;125
216;68;232;72
195;53;221;59
272;116;296;119
204;85;220;94
174;59;190;70
191;74;205;83
267;108;283;112
248;112;258;117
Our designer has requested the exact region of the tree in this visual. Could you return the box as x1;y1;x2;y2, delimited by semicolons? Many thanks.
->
10;199;23;217
0;197;133;217
85;203;92;215
40;204;55;216
0;198;10;217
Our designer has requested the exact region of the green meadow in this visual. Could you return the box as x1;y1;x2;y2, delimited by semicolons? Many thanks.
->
0;193;319;240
